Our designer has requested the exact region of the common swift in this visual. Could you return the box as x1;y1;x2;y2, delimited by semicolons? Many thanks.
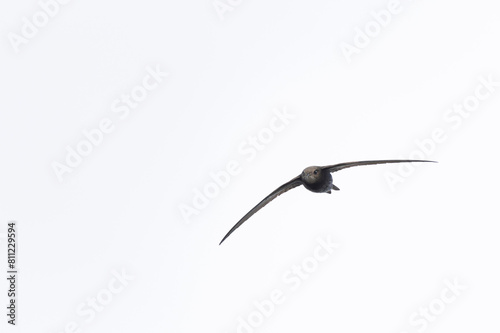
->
219;159;435;244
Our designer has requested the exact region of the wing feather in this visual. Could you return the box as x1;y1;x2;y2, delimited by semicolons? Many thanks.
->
322;159;436;173
219;176;302;245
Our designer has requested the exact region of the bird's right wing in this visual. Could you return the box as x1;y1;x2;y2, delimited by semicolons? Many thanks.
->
219;176;303;245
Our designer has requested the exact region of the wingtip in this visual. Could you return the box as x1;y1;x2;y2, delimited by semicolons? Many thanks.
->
219;235;228;245
403;159;437;164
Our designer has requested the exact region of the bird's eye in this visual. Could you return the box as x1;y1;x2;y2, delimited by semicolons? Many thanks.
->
313;170;318;175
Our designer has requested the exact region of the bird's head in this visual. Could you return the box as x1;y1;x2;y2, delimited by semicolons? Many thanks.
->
301;166;322;184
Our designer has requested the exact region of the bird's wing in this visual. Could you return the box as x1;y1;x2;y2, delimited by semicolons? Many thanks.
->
219;176;303;245
322;159;436;173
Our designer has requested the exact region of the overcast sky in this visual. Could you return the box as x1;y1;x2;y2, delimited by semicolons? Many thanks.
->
1;0;500;332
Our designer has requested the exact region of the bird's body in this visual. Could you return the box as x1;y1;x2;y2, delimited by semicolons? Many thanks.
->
301;166;336;193
219;159;436;244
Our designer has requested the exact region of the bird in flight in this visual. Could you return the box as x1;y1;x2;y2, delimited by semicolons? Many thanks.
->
219;159;435;244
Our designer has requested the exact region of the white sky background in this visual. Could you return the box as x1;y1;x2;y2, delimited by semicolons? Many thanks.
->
1;0;499;332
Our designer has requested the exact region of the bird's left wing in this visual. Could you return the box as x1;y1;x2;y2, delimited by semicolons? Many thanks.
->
219;176;303;245
322;159;436;173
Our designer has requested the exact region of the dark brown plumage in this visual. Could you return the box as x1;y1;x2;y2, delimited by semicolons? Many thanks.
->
219;159;435;245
